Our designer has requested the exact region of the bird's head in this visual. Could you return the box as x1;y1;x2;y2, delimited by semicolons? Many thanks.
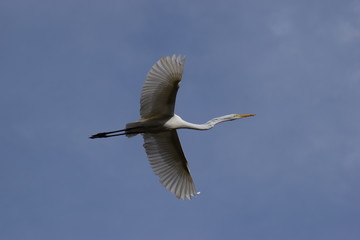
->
206;113;255;128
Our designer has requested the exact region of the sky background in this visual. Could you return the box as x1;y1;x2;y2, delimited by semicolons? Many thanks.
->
1;0;360;239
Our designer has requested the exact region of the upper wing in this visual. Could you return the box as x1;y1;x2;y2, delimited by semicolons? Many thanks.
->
143;130;198;200
140;55;185;119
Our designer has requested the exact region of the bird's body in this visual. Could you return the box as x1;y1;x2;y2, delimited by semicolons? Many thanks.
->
91;55;255;200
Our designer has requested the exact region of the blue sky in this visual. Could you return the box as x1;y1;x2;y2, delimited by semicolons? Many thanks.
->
1;0;360;239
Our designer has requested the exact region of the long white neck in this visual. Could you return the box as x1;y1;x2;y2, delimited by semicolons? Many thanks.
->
169;114;238;130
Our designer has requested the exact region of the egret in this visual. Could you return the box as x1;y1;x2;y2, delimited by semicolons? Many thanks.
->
90;55;255;200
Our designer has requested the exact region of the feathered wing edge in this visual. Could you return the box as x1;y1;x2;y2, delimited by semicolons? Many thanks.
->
142;130;199;200
140;55;185;119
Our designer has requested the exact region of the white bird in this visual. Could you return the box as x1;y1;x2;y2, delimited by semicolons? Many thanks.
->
90;55;255;200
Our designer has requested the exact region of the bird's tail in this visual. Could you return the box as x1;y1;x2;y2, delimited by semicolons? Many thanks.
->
125;122;142;138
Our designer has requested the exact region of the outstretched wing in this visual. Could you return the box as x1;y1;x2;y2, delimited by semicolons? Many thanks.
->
143;130;198;200
140;55;185;119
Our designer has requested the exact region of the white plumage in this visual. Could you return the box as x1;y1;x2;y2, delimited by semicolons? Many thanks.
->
90;55;255;200
143;131;196;200
140;55;185;119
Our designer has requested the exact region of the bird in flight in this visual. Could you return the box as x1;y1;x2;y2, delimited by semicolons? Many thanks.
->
90;55;255;200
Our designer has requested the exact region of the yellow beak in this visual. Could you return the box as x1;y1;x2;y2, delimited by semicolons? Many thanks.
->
235;114;256;118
